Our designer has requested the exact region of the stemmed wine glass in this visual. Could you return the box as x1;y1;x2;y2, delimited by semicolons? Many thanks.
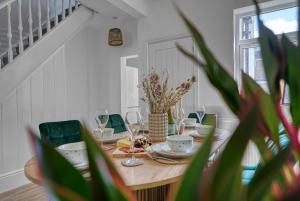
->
139;107;148;136
173;102;185;135
94;109;109;138
196;105;206;125
121;111;144;167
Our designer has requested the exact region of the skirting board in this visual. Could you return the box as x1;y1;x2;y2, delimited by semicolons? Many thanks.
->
0;169;30;193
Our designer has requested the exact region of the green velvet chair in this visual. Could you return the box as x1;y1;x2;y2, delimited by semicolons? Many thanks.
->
106;114;127;133
242;125;289;184
39;120;82;147
188;112;217;126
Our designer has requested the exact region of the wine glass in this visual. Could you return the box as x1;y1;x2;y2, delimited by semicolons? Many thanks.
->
139;107;148;136
94;109;109;137
173;102;185;135
196;105;206;125
121;111;144;167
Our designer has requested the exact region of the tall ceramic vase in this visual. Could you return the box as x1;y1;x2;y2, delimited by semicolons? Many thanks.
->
148;113;168;142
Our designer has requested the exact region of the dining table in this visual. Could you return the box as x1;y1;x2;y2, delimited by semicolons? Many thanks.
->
24;127;231;201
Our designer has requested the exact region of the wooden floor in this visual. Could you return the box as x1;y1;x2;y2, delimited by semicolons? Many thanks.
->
0;184;47;201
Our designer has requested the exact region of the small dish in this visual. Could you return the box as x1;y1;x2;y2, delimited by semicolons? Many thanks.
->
57;142;87;165
167;135;193;153
196;125;213;135
150;142;199;158
183;118;197;128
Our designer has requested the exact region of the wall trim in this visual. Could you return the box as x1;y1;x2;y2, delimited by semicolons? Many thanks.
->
0;169;29;193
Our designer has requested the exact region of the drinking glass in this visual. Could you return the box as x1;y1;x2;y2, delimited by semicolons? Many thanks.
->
196;105;206;125
121;111;144;167
139;107;148;136
173;102;185;135
94;109;109;137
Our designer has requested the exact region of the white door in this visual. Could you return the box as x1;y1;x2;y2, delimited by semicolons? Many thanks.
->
121;55;140;117
147;36;198;115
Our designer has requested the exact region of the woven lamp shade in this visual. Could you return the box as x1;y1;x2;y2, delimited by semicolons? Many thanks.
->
108;28;123;46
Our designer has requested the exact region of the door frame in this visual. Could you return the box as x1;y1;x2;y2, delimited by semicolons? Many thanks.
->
120;54;139;118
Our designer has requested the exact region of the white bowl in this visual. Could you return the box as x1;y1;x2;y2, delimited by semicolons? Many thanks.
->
57;142;87;165
93;128;114;139
166;135;193;153
183;118;197;126
196;125;213;135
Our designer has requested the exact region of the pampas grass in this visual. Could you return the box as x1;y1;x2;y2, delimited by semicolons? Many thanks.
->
141;69;196;114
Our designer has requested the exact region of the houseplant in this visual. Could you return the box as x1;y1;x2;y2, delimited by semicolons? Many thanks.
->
141;70;196;141
28;1;300;200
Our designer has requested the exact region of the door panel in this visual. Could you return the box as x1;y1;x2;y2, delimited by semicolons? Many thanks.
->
148;37;198;114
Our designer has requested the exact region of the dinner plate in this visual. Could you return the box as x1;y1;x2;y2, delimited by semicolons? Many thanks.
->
189;128;225;137
150;142;200;158
95;133;127;143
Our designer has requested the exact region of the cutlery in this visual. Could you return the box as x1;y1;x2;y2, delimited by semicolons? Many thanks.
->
146;152;181;164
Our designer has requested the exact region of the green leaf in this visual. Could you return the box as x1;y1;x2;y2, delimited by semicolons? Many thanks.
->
211;101;259;201
28;128;92;201
81;125;135;201
281;35;300;127
248;145;291;201
174;128;215;201
242;73;279;144
175;8;242;114
254;1;282;102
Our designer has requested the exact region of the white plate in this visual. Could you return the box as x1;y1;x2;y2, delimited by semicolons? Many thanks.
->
150;142;200;158
188;128;225;138
95;133;127;143
185;123;197;128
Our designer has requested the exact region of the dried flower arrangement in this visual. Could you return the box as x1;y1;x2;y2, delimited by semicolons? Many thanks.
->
141;69;196;114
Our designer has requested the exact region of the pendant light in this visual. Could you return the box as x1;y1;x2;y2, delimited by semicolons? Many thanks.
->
108;27;123;46
108;17;123;46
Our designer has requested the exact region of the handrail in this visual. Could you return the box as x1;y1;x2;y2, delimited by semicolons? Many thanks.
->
0;0;80;68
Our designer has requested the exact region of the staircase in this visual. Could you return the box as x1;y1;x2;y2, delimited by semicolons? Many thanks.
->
0;0;80;69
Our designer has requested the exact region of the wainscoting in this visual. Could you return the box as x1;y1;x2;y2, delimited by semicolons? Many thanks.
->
0;46;67;192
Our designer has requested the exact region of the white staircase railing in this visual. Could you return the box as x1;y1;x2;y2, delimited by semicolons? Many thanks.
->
0;0;80;69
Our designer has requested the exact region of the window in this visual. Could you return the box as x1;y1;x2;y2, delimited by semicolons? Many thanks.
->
234;0;298;94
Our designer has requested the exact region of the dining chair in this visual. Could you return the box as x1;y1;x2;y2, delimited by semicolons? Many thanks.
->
39;120;82;147
242;124;289;184
106;114;127;133
187;112;217;126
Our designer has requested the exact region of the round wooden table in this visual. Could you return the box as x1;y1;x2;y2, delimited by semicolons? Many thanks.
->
24;129;231;201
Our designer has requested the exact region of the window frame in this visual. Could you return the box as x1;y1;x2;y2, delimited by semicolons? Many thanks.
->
233;0;298;88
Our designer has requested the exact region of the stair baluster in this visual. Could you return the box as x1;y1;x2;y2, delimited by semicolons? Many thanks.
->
62;0;66;20
7;4;13;63
75;0;78;9
38;0;42;39
18;0;24;54
28;0;33;47
47;0;50;32
55;0;58;26
69;0;72;15
0;0;81;68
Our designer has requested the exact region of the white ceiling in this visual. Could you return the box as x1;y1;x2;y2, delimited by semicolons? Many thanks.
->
80;0;147;20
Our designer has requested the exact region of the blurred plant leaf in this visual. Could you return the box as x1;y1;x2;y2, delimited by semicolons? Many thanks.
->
248;145;291;201
175;8;242;114
281;35;300;127
28;128;92;201
211;102;259;201
242;73;279;144
81;125;136;201
173;128;215;201
254;1;283;102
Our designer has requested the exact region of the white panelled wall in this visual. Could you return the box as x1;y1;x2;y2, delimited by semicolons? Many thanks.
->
0;26;95;192
0;46;67;192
